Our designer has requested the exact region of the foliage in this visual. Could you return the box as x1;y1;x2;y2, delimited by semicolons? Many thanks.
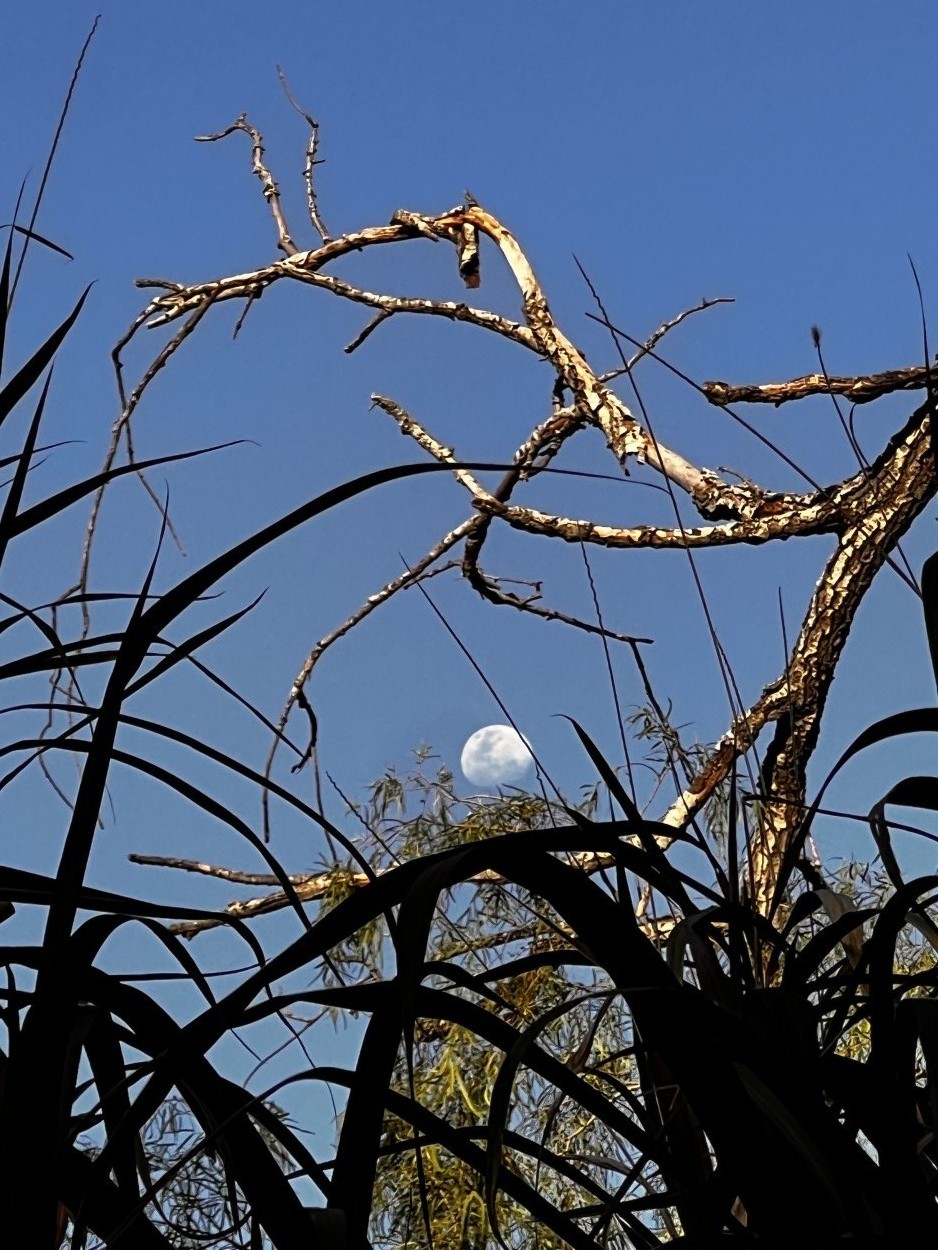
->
77;1097;294;1249
346;728;938;1249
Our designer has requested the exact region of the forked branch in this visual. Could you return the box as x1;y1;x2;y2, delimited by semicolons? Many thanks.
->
102;113;937;921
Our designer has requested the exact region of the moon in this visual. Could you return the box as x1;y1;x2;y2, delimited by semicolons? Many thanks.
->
460;725;534;787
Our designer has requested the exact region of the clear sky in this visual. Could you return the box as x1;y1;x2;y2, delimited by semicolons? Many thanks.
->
4;3;938;936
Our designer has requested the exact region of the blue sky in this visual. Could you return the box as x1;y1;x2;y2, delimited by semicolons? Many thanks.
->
4;2;938;932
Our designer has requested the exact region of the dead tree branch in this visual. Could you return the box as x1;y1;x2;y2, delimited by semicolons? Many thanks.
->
702;363;936;407
195;115;298;256
130;848;676;942
103;117;938;921
275;67;332;245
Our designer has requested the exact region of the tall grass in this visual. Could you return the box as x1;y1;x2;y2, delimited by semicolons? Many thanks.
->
3;71;938;1250
0;211;500;1247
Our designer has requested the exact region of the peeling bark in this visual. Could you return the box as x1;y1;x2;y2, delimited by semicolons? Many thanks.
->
106;115;938;923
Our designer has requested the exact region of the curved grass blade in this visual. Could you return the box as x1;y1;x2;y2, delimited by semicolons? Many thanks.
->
135;460;512;644
870;775;938;898
0;368;52;569
0;226;12;374
8;15;97;302
0;863;258;926
320;1065;601;1250
61;1146;173;1249
485;990;601;1249
922;550;938;696
0;223;73;261
328;995;408;1247
732;1061;860;1226
17;737;315;934
0;286;89;427
82;1007;141;1202
9;440;245;538
207;825;669;1027
238;980;656;1158
563;715;642;824
124;592;267;698
73;969;328;1249
783;907;877;987
808;708;938;818
0;638;122;683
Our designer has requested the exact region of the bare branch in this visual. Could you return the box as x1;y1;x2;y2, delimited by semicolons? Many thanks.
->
702;362;936;407
344;309;394;354
262;516;481;834
660;397;937;902
600;295;735;383
372;395;655;643
276;65;332;244
104;120;938;928
295;266;536;349
128;853;285;886
195;115;298;256
136;847;677;941
472;490;839;550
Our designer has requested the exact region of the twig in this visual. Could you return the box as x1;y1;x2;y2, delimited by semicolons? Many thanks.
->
276;66;332;244
232;293;259;340
78;301;212;622
135;848;677;941
344;310;393;354
195;115;297;256
599;296;734;383
128;854;285;886
702;363;937;407
262;517;480;837
10;16;99;303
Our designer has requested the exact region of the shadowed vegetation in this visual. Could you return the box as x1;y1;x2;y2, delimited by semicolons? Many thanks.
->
4;50;938;1250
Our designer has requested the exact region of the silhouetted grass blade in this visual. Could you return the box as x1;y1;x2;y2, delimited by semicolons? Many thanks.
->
0;369;52;568
0;286;88;428
0;222;74;260
923;550;938;696
0;227;12;376
7;441;245;538
563;715;642;824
